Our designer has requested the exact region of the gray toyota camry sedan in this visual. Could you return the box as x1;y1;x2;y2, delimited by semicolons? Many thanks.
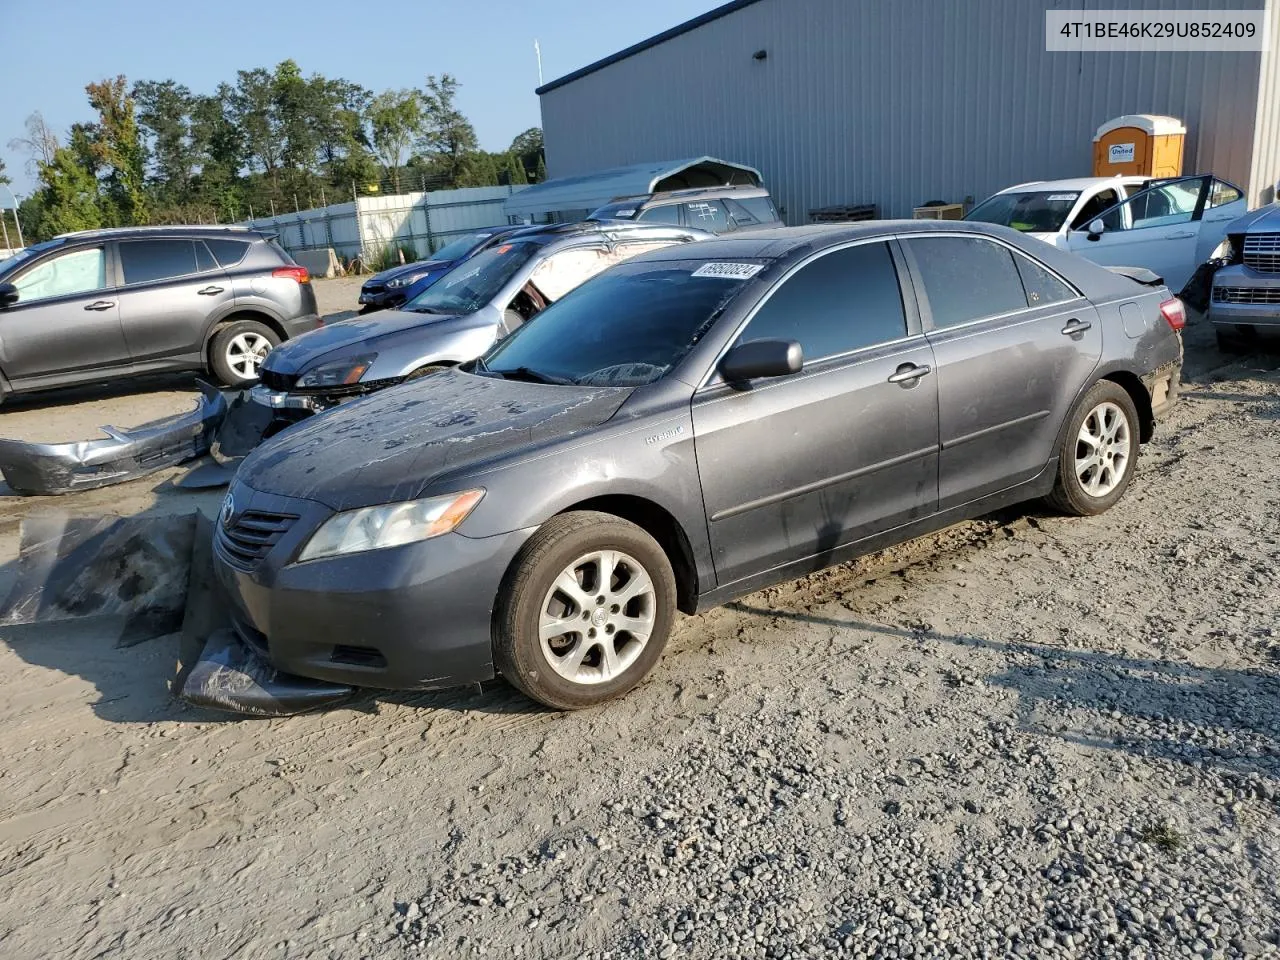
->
214;221;1184;710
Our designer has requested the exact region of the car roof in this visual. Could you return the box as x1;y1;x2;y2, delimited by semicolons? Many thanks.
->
623;220;1041;263
994;176;1146;195
505;220;708;245
54;225;267;241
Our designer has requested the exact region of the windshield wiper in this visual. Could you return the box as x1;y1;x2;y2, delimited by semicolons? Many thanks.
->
408;305;442;314
496;366;574;386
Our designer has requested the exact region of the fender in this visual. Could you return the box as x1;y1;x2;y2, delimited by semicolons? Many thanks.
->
200;300;289;346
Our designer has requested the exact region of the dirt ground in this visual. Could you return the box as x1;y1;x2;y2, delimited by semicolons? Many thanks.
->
0;290;1277;959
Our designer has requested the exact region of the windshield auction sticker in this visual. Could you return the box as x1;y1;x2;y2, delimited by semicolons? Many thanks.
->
692;262;765;280
1046;10;1267;51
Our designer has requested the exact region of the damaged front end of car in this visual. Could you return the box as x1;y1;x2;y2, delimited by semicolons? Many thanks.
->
0;381;228;495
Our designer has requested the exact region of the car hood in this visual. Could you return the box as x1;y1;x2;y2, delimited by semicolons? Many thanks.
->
261;308;469;374
366;258;453;285
237;370;632;510
1226;201;1280;234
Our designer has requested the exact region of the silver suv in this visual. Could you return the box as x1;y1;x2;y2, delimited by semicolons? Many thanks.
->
0;226;320;399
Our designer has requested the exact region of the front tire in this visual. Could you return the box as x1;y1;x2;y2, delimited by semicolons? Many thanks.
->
210;320;279;385
1047;380;1140;516
494;511;676;710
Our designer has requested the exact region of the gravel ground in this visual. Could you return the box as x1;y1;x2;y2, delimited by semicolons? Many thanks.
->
0;309;1277;960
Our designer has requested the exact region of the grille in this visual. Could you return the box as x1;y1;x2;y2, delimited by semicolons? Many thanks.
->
1213;286;1280;305
218;509;298;567
259;368;298;392
1243;234;1280;273
362;282;386;294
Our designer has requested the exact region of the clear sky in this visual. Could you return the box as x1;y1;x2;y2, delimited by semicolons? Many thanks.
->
0;0;724;198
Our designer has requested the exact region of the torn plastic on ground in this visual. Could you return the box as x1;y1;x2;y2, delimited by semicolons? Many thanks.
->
0;380;227;495
0;512;198;646
178;627;354;716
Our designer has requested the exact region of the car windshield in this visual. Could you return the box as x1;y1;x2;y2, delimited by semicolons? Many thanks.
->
429;232;489;262
965;191;1081;233
402;240;542;314
589;201;641;220
478;259;756;387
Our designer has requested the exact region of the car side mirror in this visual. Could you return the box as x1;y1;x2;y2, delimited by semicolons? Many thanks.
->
0;282;17;309
1087;219;1105;241
720;339;802;383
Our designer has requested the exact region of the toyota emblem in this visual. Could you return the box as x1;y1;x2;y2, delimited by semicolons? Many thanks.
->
220;492;236;527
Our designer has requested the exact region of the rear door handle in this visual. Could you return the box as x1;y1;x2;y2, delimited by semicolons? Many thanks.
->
888;363;932;384
1061;319;1092;336
197;285;225;295
84;300;115;311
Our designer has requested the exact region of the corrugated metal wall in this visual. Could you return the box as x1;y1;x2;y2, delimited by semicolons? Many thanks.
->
1249;0;1280;206
540;0;1270;222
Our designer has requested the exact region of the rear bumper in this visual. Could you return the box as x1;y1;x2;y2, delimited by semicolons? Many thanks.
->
282;312;322;338
1143;356;1182;421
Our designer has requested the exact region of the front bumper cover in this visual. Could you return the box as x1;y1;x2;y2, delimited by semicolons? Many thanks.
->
0;381;227;495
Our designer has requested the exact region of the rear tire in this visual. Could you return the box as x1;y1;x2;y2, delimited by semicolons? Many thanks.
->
494;511;676;710
1046;380;1140;517
210;319;279;385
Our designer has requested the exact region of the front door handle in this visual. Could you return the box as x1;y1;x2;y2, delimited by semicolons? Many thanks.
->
888;362;932;384
1061;319;1092;336
197;285;225;295
84;300;115;311
1168;232;1196;240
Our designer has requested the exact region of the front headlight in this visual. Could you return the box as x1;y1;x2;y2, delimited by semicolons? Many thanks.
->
297;490;485;562
387;272;427;289
296;354;377;389
1209;238;1235;261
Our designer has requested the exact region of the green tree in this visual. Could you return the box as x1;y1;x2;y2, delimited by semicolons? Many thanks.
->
534;154;547;183
229;67;282;185
34;145;103;236
502;152;528;186
367;89;422;193
85;76;148;224
509;127;543;180
419;74;477;186
133;79;197;202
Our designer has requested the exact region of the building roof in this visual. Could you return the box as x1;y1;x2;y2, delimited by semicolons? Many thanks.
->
535;0;765;95
503;157;763;219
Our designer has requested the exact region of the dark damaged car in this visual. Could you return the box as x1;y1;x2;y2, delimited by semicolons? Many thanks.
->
211;221;1184;712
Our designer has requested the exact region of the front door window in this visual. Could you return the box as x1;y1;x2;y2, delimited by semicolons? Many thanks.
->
13;247;108;303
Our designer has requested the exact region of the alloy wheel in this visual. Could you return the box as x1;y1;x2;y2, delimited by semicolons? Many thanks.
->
226;332;272;379
538;550;656;685
1075;401;1131;497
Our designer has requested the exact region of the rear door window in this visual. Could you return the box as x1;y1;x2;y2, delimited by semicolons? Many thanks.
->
905;236;1028;328
684;200;733;233
740;241;907;361
1208;179;1242;209
118;239;200;285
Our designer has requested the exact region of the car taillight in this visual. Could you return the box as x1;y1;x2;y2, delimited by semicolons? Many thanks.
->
272;266;311;284
1159;297;1185;331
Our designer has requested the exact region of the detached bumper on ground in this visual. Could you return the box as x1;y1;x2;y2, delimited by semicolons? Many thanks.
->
0;382;227;495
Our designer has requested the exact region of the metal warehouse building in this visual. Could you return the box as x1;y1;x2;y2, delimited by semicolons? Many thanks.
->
536;0;1280;223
